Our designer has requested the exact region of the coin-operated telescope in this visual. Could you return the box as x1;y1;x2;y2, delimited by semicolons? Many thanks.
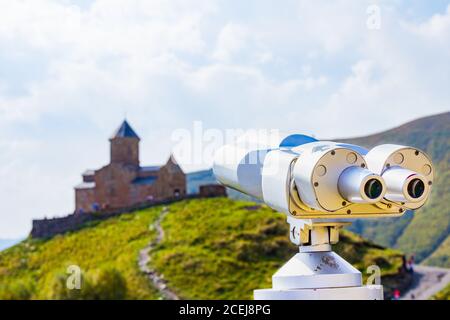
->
213;133;433;300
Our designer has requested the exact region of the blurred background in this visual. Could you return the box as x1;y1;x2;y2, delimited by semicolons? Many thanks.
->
0;0;449;300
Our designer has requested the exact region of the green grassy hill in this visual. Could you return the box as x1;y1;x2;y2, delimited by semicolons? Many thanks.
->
0;208;162;299
343;112;450;266
150;198;408;299
0;198;409;300
424;235;450;267
432;283;450;300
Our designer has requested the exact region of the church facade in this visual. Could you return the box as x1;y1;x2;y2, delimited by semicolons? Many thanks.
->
75;120;186;214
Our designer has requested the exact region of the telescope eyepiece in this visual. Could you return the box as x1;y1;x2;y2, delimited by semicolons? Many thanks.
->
407;178;425;199
380;167;429;203
364;178;384;200
338;166;386;204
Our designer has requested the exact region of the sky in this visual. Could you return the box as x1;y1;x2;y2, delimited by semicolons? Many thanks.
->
0;0;449;238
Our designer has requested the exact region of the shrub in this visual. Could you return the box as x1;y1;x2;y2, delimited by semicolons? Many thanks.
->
0;279;34;300
44;267;127;300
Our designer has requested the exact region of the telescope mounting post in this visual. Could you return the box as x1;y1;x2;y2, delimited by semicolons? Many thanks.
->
253;217;384;300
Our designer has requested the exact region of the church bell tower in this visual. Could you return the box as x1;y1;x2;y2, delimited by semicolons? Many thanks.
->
109;120;140;167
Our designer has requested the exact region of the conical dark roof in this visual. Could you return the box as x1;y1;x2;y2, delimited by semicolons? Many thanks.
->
111;120;140;139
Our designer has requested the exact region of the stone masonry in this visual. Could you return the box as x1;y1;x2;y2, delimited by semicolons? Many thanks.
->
74;120;186;214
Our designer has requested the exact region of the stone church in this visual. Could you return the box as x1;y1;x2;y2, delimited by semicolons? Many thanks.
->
75;120;186;214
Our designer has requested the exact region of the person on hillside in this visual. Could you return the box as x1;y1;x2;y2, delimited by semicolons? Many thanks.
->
92;202;100;212
393;289;401;300
406;254;415;273
402;255;408;273
409;255;415;273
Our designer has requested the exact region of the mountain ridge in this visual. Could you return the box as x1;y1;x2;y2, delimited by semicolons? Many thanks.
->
336;111;449;147
342;111;450;265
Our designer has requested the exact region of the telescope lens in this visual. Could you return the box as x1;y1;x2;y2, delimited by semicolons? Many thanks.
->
407;178;425;199
364;179;383;199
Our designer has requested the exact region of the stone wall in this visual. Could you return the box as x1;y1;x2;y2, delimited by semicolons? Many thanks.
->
31;195;204;239
199;184;227;198
31;213;94;238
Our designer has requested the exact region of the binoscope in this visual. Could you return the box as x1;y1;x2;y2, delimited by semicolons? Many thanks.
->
213;133;433;219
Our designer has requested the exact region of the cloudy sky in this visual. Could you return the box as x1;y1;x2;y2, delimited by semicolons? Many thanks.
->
0;0;449;238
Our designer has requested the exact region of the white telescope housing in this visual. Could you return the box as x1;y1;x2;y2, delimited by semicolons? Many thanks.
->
213;134;434;301
290;141;384;213
213;136;433;218
212;133;318;204
365;144;433;210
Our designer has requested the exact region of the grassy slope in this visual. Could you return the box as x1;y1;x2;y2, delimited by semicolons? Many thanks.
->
0;207;161;299
343;112;450;265
396;158;450;262
424;235;450;267
0;198;409;300
151;198;406;300
431;283;450;300
348;213;414;248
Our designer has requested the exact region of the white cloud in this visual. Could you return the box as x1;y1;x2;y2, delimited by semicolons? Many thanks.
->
0;0;212;56
406;4;450;39
0;1;449;237
295;0;367;53
213;23;249;62
316;4;450;138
